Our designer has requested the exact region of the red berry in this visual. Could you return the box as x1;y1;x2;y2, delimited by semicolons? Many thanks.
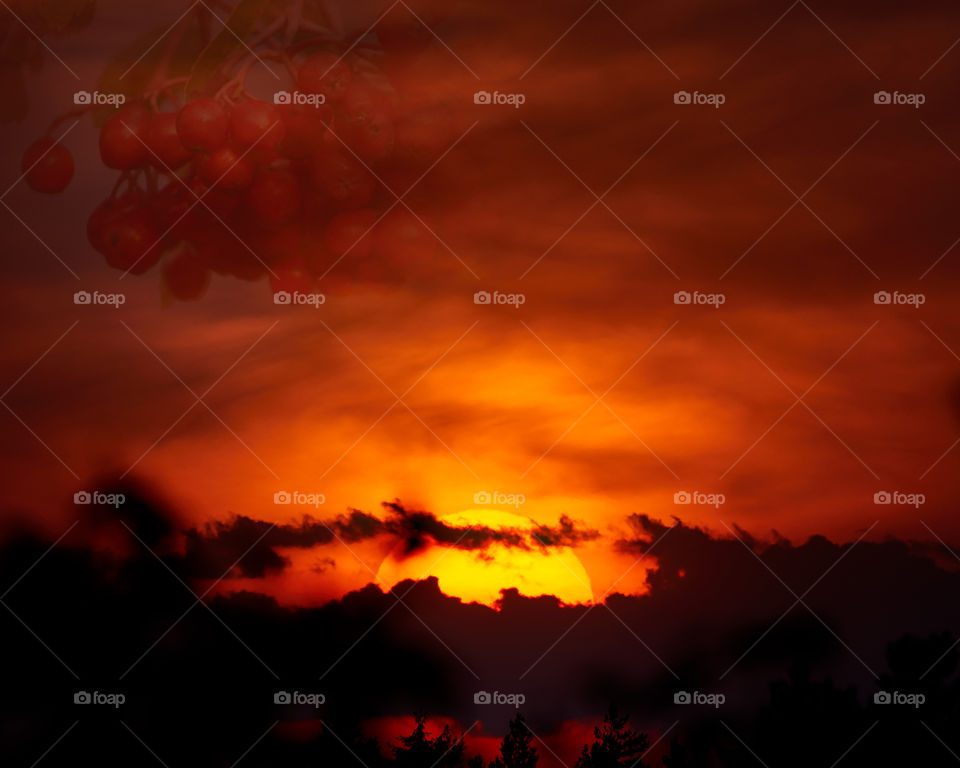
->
186;220;235;275
146;112;191;169
193;181;242;220
325;209;378;260
277;105;327;158
339;88;395;162
230;100;285;151
197;146;253;191
164;247;209;301
347;109;395;162
87;190;145;251
101;206;162;274
177;98;229;152
309;147;376;210
270;256;315;295
254;227;303;267
395;106;452;162
374;208;434;264
99;105;151;170
245;169;301;227
87;202;113;251
298;51;351;101
230;252;268;281
22;137;74;193
150;182;194;233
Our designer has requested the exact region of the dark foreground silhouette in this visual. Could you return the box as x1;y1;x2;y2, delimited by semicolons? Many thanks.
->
2;489;958;766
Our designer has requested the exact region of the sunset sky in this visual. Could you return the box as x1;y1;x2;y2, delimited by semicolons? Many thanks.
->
4;0;960;613
4;1;960;766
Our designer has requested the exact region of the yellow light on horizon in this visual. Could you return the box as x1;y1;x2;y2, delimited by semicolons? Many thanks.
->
375;509;594;607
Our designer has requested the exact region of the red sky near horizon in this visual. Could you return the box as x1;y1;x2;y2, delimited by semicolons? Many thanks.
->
2;0;960;608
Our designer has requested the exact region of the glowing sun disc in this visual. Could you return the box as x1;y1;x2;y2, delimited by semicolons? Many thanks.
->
375;509;594;607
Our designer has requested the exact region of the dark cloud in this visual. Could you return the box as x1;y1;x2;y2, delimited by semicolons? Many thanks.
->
530;514;601;548
174;501;599;578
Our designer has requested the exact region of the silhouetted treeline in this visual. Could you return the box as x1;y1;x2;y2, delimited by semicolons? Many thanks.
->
2;491;960;766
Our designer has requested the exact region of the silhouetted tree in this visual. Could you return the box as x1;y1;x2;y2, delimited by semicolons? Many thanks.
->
329;723;387;768
394;714;468;768
863;633;960;768
491;713;539;768
660;736;691;767
750;665;866;768
574;705;651;768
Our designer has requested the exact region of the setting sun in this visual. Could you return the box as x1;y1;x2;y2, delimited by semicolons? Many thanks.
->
376;509;594;607
4;0;959;764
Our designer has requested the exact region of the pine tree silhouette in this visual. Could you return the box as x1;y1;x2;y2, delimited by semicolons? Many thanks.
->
660;736;690;768
491;713;540;768
574;705;651;768
393;714;468;768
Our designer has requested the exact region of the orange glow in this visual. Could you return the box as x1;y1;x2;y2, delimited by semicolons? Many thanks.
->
376;510;594;607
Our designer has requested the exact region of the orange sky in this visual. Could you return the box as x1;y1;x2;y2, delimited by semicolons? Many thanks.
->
2;0;960;607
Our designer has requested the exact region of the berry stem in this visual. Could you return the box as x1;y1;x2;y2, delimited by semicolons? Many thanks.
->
145;166;159;195
47;105;93;133
318;0;344;36
284;0;303;47
144;76;189;111
218;13;286;87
